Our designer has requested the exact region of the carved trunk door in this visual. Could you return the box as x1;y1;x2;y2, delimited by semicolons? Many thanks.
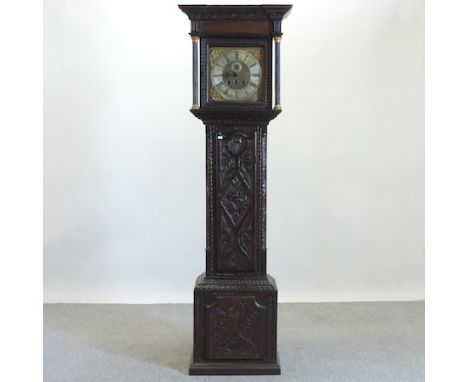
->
215;127;257;273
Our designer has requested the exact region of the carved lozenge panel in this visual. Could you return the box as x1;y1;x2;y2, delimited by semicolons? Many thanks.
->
216;129;256;272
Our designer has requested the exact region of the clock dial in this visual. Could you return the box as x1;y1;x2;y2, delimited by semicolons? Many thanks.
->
210;49;262;101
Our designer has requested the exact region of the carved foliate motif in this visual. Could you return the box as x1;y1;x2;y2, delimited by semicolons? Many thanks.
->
217;130;256;272
221;176;249;226
240;221;253;259
206;296;265;359
226;135;247;156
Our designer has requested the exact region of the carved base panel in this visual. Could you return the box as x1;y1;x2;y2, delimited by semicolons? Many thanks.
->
190;273;280;375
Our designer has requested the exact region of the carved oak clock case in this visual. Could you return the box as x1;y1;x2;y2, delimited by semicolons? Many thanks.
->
179;4;292;375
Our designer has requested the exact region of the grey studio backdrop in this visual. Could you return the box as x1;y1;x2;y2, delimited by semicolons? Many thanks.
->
44;0;424;304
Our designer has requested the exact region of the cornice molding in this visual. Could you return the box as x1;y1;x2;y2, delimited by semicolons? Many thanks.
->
179;5;292;21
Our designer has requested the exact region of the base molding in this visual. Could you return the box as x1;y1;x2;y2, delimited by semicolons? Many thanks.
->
189;353;281;375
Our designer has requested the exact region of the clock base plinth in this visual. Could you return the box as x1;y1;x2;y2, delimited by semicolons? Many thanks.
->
189;354;281;376
190;273;279;376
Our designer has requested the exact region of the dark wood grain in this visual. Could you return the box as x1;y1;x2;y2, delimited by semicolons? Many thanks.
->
180;4;291;375
199;20;273;35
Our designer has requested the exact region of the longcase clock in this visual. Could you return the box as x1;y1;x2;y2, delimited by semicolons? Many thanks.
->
179;4;292;375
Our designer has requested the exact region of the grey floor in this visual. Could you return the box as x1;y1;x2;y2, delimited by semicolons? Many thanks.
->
44;302;424;382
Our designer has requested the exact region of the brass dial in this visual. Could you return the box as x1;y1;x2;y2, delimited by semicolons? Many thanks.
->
210;49;262;101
